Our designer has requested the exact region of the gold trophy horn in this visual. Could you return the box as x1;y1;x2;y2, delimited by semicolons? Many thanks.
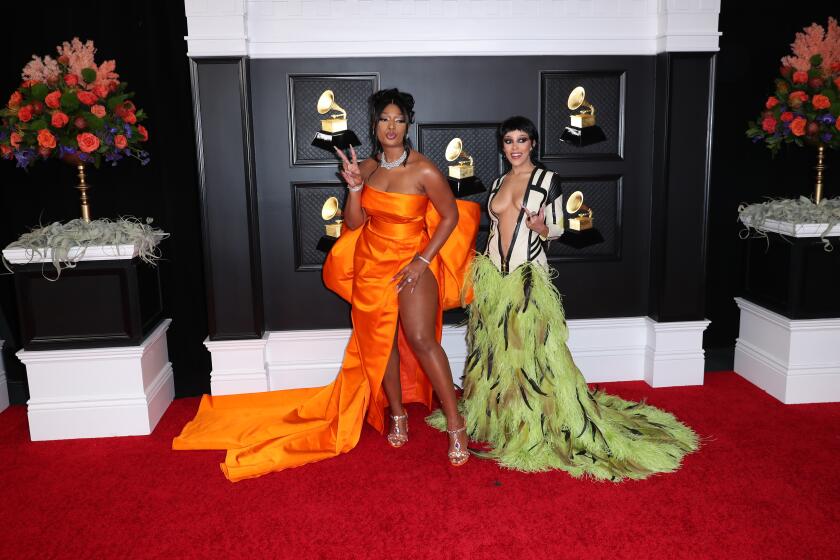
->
567;86;596;128
444;137;475;180
321;196;343;237
565;190;593;231
317;90;348;133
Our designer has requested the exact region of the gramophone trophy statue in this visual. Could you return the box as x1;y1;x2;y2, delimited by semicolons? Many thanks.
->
316;196;343;252
311;90;362;151
565;190;593;231
559;86;606;147
444;137;485;197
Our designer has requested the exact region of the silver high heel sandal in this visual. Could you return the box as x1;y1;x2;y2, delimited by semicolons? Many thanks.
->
447;423;470;467
387;412;408;448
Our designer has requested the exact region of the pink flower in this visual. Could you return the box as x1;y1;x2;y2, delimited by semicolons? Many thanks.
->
45;90;62;109
812;94;831;109
90;104;106;118
51;111;70;128
76;132;100;153
93;85;109;99
765;97;780;109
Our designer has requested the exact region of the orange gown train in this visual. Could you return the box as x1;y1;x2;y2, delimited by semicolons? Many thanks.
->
173;186;480;481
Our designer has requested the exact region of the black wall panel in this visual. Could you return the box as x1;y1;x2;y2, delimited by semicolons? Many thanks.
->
246;56;659;330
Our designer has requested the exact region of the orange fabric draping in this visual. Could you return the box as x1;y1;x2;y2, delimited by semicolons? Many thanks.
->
173;186;480;481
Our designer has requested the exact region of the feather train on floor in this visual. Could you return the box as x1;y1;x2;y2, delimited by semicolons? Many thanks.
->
428;255;699;481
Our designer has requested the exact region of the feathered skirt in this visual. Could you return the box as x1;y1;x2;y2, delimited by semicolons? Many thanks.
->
428;255;699;481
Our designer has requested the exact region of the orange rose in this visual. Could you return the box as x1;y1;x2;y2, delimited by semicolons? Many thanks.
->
0;144;12;158
10;131;22;148
792;71;808;84
114;134;128;149
76;132;100;153
780;111;794;122
8;91;22;108
137;125;148;141
761;116;777;133
93;85;109;99
37;129;56;149
44;90;62;109
123;111;137;124
51;111;70;128
17;105;33;122
765;97;779;109
64;74;79;86
835;77;840;90
77;91;98;106
91;104;106;118
790;117;807;136
812;94;831;110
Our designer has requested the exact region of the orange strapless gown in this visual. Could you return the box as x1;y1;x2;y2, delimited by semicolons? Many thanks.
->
173;186;480;481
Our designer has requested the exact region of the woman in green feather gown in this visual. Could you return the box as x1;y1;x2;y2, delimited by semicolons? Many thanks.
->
428;116;698;481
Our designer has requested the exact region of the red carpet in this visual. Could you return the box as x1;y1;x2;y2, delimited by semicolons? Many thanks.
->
1;372;838;559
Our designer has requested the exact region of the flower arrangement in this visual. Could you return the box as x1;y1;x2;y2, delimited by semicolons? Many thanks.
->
746;18;840;154
0;38;149;169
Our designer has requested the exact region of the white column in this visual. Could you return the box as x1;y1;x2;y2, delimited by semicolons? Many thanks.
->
734;297;840;404
204;336;269;395
644;318;711;387
18;319;175;441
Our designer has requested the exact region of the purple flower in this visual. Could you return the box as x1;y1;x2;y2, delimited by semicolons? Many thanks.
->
818;113;836;125
821;132;833;143
14;149;35;168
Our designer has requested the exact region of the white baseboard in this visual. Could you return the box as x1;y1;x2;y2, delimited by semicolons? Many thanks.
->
17;319;175;441
0;339;8;413
206;317;710;395
734;298;840;404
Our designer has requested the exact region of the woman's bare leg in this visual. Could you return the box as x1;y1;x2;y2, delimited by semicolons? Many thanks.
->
381;330;405;417
399;269;466;440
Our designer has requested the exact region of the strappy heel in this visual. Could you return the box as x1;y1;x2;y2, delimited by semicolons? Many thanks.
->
446;422;470;467
387;413;408;448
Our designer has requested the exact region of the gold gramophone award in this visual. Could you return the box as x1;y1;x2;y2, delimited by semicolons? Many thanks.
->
321;196;343;238
565;190;594;231
311;89;362;152
559;86;606;147
443;137;485;197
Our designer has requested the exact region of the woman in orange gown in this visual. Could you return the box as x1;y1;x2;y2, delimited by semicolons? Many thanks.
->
173;89;480;481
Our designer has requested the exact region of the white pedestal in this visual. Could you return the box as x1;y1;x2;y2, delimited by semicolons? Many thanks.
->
734;298;840;404
644;318;711;387
0;340;8;413
17;319;175;441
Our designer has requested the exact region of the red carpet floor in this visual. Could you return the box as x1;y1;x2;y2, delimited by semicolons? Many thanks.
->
1;371;838;559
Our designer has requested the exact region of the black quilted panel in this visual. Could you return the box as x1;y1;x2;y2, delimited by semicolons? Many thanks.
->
293;182;347;270
417;123;502;227
541;72;624;159
547;176;622;261
289;74;378;166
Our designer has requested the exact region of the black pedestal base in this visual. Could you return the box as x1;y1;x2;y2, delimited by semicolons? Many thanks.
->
13;258;164;350
742;232;840;319
447;176;486;198
311;129;362;152
558;228;605;249
559;125;606;147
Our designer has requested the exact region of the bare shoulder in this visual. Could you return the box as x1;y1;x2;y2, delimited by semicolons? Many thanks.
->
409;150;443;179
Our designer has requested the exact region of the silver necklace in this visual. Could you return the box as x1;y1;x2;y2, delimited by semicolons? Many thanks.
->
380;150;407;170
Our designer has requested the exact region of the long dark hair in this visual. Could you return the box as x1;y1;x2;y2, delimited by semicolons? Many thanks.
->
368;88;415;163
498;116;543;170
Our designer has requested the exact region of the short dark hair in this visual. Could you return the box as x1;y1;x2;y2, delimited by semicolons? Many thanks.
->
498;116;541;167
369;88;415;160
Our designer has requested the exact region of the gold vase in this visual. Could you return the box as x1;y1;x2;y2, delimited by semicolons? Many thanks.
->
814;144;826;204
61;154;92;222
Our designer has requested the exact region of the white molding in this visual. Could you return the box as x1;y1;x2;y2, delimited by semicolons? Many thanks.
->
204;336;269;395
740;216;840;238
0;340;8;414
185;0;720;58
2;244;138;264
734;298;840;404
206;316;708;395
17;319;175;441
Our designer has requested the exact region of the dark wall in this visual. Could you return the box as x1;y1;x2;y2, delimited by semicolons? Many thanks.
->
1;3;211;400
250;56;658;329
705;7;839;349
